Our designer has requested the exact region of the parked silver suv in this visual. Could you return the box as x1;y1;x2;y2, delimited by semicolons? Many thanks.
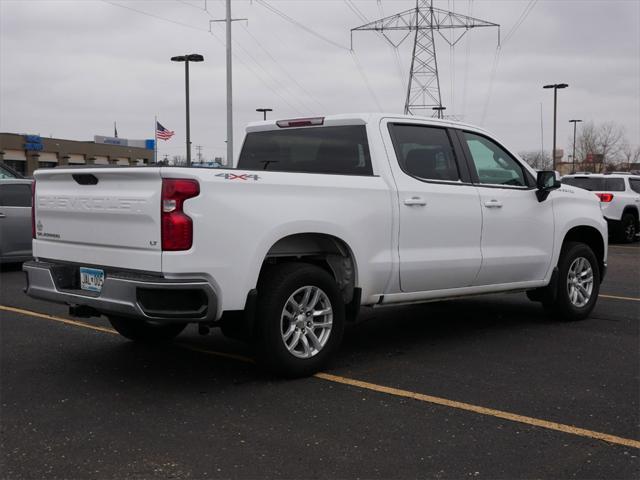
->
0;179;33;263
562;173;640;243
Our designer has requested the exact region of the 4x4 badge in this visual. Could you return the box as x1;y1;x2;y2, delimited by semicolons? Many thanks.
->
215;173;260;181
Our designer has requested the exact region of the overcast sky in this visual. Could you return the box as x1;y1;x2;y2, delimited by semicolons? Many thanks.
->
1;0;638;163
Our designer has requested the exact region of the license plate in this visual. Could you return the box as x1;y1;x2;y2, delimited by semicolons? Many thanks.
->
80;267;105;293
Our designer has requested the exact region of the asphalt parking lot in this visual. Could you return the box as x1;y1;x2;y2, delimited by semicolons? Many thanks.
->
1;244;638;479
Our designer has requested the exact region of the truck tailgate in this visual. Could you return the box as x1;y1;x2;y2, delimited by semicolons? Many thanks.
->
33;168;163;272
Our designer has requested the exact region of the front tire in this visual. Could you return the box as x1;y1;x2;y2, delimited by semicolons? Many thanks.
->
108;316;186;343
543;241;600;321
254;263;345;377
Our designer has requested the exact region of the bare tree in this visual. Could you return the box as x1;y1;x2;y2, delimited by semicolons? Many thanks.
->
598;122;626;171
573;121;598;164
573;121;627;172
622;143;640;170
519;150;552;170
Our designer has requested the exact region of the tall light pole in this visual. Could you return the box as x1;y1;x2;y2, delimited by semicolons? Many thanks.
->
569;119;582;174
256;108;273;121
543;83;568;170
171;54;204;167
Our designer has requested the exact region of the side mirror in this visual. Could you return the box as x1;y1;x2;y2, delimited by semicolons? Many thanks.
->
536;170;561;202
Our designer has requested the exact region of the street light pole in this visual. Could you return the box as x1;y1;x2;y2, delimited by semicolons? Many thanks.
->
569;119;582;174
256;108;273;120
543;83;568;170
171;54;204;167
432;106;446;119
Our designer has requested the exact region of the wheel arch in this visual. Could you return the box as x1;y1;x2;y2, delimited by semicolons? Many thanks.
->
259;232;359;304
561;226;606;280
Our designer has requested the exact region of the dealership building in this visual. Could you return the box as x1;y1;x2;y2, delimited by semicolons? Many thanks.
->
0;133;154;177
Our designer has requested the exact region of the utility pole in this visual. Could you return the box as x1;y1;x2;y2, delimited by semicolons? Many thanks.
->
351;0;499;116
569;119;582;174
195;145;203;163
210;2;247;168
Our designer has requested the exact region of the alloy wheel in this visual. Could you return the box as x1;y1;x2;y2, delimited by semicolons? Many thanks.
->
280;285;333;359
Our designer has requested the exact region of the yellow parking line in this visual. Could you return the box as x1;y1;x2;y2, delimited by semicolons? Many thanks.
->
2;303;639;449
178;343;254;364
599;294;640;302
314;373;640;449
0;304;117;335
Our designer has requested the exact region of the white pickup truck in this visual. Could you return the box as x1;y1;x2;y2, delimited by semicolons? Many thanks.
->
25;114;608;376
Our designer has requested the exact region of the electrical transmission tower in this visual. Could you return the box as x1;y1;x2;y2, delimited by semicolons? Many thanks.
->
351;0;499;116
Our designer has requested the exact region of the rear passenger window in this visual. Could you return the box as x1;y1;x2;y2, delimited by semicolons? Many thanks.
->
388;124;460;182
237;126;372;176
630;179;640;194
0;184;31;207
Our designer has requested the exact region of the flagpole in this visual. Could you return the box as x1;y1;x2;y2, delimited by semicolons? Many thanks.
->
154;115;158;165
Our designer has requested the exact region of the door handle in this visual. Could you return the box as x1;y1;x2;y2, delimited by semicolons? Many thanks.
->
0;213;5;218
404;196;427;207
484;199;503;208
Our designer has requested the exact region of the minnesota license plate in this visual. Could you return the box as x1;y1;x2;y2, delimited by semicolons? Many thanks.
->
80;267;105;293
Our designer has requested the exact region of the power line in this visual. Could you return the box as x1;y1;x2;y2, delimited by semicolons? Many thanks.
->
344;0;368;24
344;0;404;98
175;0;206;12
502;0;538;45
185;0;326;112
480;45;501;125
481;0;538;123
255;0;350;51
251;0;382;111
104;0;305;115
101;0;208;32
392;46;407;94
350;50;383;112
207;29;305;114
235;20;328;111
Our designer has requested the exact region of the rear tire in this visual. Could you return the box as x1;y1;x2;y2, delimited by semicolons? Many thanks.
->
617;213;638;243
253;262;345;377
542;241;600;321
108;316;186;343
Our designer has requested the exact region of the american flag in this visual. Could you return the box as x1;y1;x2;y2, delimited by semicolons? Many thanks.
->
156;121;175;141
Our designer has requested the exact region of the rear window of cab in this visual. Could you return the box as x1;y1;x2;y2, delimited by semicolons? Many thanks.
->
237;126;373;176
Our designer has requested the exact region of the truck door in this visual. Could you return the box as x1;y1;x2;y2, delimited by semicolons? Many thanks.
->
384;122;483;292
457;130;554;285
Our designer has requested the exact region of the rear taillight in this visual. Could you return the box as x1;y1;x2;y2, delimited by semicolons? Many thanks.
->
161;178;199;251
31;181;36;239
596;193;614;202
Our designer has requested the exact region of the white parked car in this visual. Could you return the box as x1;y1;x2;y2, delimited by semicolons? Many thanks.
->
562;173;640;243
24;114;607;376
